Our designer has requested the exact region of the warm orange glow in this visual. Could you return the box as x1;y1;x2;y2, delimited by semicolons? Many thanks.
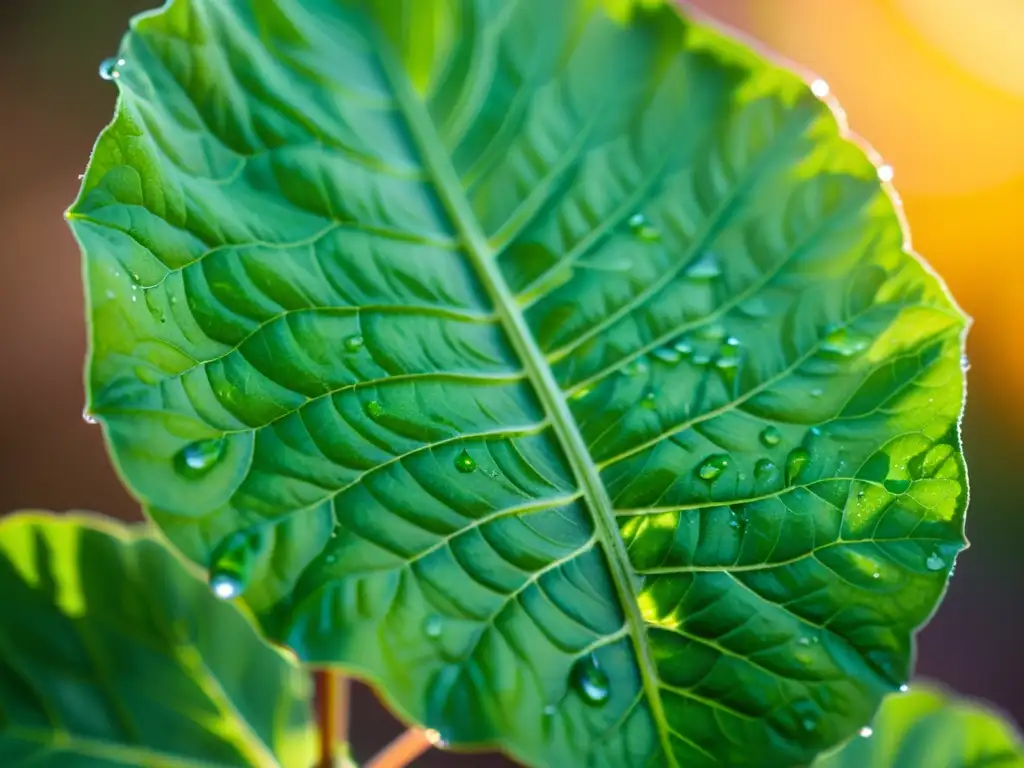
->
686;0;1024;426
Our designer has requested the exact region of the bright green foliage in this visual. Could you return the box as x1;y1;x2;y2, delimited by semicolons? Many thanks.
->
70;0;968;765
814;684;1024;767
0;513;314;767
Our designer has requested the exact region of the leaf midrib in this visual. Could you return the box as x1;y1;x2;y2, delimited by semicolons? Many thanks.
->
372;25;678;768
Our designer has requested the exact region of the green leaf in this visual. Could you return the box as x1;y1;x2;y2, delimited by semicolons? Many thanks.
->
814;684;1024;767
70;1;969;765
0;512;314;767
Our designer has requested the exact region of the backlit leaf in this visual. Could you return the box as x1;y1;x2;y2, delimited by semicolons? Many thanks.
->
70;1;968;765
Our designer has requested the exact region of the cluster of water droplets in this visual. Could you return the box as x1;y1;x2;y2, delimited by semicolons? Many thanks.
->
695;424;814;488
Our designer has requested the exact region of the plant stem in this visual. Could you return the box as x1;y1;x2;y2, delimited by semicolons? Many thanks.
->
365;728;437;768
316;669;349;767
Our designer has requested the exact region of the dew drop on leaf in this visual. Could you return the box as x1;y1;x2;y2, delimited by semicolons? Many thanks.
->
174;438;226;478
785;447;810;484
628;213;660;241
686;252;722;279
802;717;817;732
423;615;443;638
697;454;729;481
899;684;910;693
652;347;681;364
542;705;556;716
343;334;364;352
640;390;657;409
98;57;124;81
859;726;874;738
673;339;693;356
365;400;384;420
207;532;256;600
759;426;782;447
810;78;830;98
82;408;98;425
571;654;610;707
755;458;779;484
821;326;871;358
926;552;945;571
454;449;477;474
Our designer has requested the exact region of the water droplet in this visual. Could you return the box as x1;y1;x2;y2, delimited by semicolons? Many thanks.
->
542;705;556;716
697;454;730;481
785;447;810;484
77;173;85;180
960;354;971;372
423;614;443;638
821;326;871;359
728;511;740;529
343;334;364;352
755;458;779;484
692;353;711;366
673;340;693;356
686;252;722;279
797;637;810;646
454;449;477;474
571;654;610;707
365;400;384;420
802;717;816;732
174;438;226;478
652;347;682;364
628;213;660;241
810;387;824;398
877;164;894;183
926;552;945;571
899;684;910;693
98;57;124;81
640;390;657;410
82;408;98;425
860;726;873;738
810;79;830;98
760;426;782;447
208;532;257;600
872;571;881;579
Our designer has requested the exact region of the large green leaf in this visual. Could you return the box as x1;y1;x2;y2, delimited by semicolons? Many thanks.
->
814;684;1024;767
0;512;314;767
70;1;969;765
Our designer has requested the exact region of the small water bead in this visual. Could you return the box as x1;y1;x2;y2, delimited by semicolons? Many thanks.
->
877;164;895;183
98;57;124;81
208;532;258;600
810;387;824;398
821;326;871;359
673;340;693;356
343;334;364;352
960;354;971;372
424;729;445;747
454;449;477;474
859;726;874;738
801;718;817;732
652;347;682;364
697;454;730;481
174;438;226;478
691;353;711;366
810;78;831;98
542;705;557;716
899;684;910;693
926;552;946;571
640;390;657;409
628;213;660;241
785;447;810;483
423;615;444;638
686;252;722;279
324;554;337;564
760;426;782;447
365;400;384;420
82;408;98;425
571;654;610;707
755;458;780;484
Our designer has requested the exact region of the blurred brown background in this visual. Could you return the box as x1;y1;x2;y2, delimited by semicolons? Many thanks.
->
0;0;1020;764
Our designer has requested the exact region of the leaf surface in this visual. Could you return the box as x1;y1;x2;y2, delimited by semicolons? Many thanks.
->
0;513;314;767
71;1;969;765
814;684;1024;767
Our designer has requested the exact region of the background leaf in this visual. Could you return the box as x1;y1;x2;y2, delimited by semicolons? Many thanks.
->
0;512;314;767
814;683;1024;767
70;0;968;765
